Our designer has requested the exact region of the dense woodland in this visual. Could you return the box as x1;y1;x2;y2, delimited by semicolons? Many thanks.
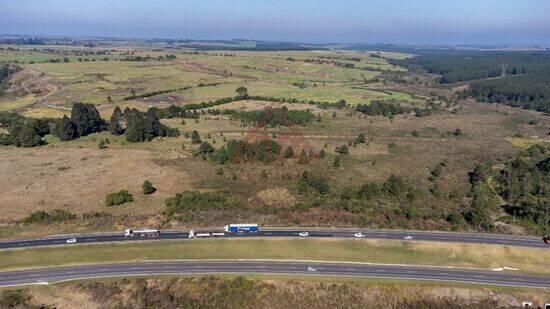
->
397;51;550;112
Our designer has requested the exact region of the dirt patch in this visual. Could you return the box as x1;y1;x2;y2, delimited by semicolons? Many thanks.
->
256;187;295;207
0;147;193;221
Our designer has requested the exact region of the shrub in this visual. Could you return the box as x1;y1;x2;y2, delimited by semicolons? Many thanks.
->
299;170;329;194
105;190;134;206
198;141;215;154
21;209;76;225
298;149;309;164
142;180;156;195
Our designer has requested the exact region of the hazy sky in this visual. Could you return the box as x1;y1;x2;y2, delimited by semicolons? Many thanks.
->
1;0;549;45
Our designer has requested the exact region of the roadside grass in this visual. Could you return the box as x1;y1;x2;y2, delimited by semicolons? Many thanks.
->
1;238;549;275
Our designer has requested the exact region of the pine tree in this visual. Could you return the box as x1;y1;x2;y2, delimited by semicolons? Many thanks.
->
57;115;77;141
70;103;104;137
108;106;124;135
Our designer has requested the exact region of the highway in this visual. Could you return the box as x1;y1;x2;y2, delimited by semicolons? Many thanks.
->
1;260;549;288
0;228;547;250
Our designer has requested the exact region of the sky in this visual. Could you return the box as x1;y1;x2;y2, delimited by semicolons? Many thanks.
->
1;0;549;45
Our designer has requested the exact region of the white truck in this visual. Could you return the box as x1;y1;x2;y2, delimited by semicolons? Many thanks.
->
188;230;226;238
124;228;160;237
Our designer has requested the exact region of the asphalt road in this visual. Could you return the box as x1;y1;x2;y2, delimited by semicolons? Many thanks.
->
0;228;547;250
1;260;549;288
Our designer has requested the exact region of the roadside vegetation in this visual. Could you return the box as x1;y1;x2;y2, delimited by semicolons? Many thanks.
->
4;276;548;308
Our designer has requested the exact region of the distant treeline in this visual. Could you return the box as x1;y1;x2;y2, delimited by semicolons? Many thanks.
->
153;95;347;120
355;100;433;118
182;42;328;51
0;37;46;45
396;51;550;112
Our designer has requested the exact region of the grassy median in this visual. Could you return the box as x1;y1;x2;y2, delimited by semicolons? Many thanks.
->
1;238;549;275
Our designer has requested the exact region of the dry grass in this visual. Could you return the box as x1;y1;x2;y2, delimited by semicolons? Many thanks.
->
16;276;550;308
0;147;193;221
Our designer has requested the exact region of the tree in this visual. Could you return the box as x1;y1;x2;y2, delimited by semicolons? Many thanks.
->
319;149;326;158
298;149;309;164
14;123;42;147
57;115;77;141
235;86;248;98
283;146;295;158
98;139;107;149
70;103;104;137
108;106;124;135
191;130;202;144
142;180;156;194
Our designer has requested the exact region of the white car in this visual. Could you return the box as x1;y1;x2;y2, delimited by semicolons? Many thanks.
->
66;238;77;244
403;235;413;240
299;232;309;237
307;266;317;272
354;232;366;238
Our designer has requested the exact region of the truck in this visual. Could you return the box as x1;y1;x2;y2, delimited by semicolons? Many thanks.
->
188;230;224;238
124;228;160;237
223;224;258;233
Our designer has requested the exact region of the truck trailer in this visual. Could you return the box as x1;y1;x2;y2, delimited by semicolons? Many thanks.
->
223;224;258;233
124;228;160;237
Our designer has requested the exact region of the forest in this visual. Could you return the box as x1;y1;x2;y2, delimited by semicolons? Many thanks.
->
396;51;550;112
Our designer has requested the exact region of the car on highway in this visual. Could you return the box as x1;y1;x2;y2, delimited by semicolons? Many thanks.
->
354;232;366;238
307;266;317;272
299;232;309;237
403;235;413;240
65;238;77;244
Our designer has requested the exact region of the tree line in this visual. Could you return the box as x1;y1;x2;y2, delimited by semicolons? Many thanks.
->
0;103;178;147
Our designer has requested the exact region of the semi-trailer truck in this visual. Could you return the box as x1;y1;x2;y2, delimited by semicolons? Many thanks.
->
189;230;227;238
124;228;159;237
223;224;258;233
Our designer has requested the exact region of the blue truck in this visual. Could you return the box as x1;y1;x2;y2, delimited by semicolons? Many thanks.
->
223;223;258;233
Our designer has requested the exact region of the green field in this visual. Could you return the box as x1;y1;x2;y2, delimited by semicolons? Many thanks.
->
1;47;412;113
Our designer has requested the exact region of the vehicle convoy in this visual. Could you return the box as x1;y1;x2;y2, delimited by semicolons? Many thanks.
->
223;224;258;233
124;228;160;237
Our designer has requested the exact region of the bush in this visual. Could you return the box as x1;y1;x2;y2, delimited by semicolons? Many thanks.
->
299;170;329;194
105;190;134;206
164;191;242;217
21;209;76;225
142;180;156;195
198;141;215;154
0;289;32;308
